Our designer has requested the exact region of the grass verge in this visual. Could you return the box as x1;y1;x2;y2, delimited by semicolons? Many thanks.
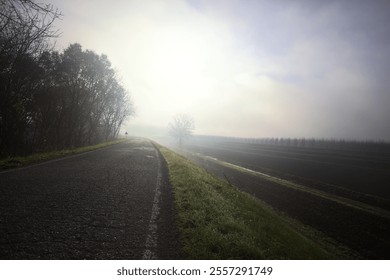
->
0;138;127;171
158;145;348;259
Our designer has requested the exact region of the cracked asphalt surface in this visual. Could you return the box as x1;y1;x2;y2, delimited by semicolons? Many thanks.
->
0;138;181;259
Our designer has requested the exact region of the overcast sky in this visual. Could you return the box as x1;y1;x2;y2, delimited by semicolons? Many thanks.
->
47;0;390;140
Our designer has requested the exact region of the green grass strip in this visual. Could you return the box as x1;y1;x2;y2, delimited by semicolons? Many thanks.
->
0;138;127;171
158;146;343;260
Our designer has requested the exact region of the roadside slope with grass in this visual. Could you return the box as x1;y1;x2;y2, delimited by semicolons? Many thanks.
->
158;145;350;259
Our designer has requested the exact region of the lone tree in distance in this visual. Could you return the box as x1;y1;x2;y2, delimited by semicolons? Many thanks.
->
169;114;195;146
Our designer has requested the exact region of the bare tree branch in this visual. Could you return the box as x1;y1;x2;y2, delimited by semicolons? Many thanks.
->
169;114;195;146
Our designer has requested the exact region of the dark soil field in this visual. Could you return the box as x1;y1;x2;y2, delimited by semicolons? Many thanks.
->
175;138;390;259
186;140;390;199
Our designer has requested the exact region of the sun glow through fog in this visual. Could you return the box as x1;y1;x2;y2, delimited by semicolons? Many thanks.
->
50;0;390;140
144;27;213;99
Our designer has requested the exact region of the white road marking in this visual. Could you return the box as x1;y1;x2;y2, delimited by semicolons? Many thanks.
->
142;146;162;260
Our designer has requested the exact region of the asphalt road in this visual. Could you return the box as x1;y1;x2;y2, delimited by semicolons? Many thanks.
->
0;138;180;259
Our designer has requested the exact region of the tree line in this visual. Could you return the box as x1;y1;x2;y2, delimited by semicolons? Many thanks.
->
193;135;390;153
0;0;134;157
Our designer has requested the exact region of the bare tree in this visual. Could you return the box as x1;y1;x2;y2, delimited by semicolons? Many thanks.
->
0;0;61;156
32;44;134;149
169;114;195;146
0;0;61;59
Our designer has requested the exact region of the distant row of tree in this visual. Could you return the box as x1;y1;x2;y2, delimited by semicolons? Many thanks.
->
194;135;390;153
244;137;390;152
0;0;134;157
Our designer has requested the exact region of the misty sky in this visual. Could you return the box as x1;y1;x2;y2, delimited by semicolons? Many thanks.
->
46;0;390;140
